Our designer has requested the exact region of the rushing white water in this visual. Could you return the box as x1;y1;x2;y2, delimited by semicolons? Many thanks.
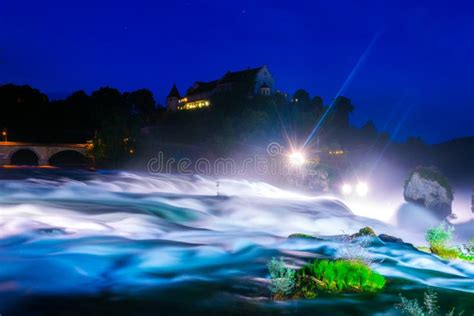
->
0;170;473;315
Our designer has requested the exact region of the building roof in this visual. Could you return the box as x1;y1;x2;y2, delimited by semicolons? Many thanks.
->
187;80;219;95
167;84;180;98
219;66;264;84
184;65;268;98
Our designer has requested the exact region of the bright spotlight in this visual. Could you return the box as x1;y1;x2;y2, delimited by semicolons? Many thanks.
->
289;151;306;166
341;183;353;195
356;182;369;197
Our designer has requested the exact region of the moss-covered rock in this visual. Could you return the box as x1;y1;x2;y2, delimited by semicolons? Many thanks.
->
294;259;386;298
417;241;474;262
431;246;460;260
351;226;376;238
288;233;317;239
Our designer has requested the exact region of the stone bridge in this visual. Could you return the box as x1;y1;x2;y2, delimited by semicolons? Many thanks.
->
0;142;90;166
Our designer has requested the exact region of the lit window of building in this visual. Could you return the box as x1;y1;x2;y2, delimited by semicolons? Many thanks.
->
178;99;210;110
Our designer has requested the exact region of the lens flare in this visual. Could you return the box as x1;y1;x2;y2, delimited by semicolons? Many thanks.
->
356;182;369;197
341;183;353;195
289;151;306;166
302;29;383;148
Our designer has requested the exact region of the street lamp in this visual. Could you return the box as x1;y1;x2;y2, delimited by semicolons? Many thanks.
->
2;128;7;142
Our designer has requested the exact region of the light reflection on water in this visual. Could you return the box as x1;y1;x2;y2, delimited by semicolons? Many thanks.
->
0;170;473;315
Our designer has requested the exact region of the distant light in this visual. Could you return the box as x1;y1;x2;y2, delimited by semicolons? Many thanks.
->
329;150;344;155
356;182;369;197
289;151;306;166
341;183;353;195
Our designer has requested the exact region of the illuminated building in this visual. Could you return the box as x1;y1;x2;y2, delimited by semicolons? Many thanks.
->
166;65;275;111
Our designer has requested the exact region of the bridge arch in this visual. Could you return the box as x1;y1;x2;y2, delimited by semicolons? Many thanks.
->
49;149;87;167
0;142;90;166
10;148;40;166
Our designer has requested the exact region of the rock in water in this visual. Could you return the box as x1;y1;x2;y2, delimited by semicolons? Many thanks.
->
378;234;403;243
288;233;316;239
350;227;376;238
403;167;453;219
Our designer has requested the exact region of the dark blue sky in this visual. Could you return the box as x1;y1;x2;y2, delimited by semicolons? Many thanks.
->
1;0;473;143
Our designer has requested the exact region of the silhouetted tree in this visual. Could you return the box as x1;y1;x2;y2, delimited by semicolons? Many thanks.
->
310;96;324;116
124;89;157;125
0;84;49;141
360;120;377;139
332;96;354;130
293;89;311;106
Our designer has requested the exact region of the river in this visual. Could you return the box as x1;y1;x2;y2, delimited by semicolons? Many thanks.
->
0;169;473;315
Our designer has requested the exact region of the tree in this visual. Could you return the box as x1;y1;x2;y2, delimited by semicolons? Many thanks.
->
292;89;311;108
87;87;140;166
91;87;128;127
0;84;49;141
426;222;454;251
360;120;378;140
124;89;157;125
332;96;354;130
238;108;271;143
94;114;131;167
406;136;426;147
63;90;94;131
310;96;324;116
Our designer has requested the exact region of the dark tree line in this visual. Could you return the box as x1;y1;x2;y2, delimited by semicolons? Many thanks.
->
2;82;455;173
0;84;163;166
0;82;391;165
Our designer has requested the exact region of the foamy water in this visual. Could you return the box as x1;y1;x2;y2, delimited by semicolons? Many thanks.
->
0;170;473;315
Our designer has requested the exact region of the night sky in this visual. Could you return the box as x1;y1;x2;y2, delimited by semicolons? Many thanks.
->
1;0;473;143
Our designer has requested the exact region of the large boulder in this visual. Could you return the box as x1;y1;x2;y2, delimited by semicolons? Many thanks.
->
403;167;453;219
